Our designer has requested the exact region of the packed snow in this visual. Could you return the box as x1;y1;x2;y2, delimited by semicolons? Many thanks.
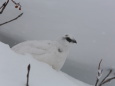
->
0;42;90;86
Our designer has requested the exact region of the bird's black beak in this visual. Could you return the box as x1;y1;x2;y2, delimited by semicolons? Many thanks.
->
72;39;77;44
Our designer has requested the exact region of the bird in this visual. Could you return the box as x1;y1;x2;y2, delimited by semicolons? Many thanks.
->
12;35;77;70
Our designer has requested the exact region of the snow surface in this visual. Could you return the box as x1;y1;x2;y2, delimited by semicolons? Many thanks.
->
0;42;90;86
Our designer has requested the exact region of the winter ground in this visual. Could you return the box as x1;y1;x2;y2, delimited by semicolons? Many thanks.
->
0;42;90;86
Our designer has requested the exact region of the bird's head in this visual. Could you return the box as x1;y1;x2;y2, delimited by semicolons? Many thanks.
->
62;34;77;44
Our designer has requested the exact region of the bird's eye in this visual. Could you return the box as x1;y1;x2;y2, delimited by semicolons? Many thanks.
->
66;37;72;43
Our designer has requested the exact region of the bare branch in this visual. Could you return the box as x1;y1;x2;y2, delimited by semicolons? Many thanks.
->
0;13;23;26
95;59;103;86
11;0;17;5
95;79;99;86
95;59;115;86
99;69;112;86
26;64;31;86
11;0;22;10
0;0;9;14
0;0;22;14
0;3;4;9
102;76;115;85
98;59;102;70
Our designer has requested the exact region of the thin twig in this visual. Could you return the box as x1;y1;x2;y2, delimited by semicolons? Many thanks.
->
0;13;23;26
26;64;31;86
95;59;103;86
95;59;115;86
95;79;99;86
0;0;9;14
102;77;115;85
0;3;4;9
99;69;112;86
0;0;22;14
98;59;102;70
11;0;21;10
11;0;18;5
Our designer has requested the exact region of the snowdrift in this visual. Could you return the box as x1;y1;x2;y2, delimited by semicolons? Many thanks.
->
0;42;90;86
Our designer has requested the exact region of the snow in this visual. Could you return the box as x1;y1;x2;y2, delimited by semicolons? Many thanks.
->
0;42;90;86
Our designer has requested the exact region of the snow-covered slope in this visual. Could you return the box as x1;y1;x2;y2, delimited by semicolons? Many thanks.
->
0;42;90;86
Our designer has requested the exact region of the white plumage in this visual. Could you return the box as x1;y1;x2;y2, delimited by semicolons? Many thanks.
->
12;35;77;70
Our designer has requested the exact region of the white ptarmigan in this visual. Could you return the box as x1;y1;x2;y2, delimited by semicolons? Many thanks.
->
12;35;77;70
